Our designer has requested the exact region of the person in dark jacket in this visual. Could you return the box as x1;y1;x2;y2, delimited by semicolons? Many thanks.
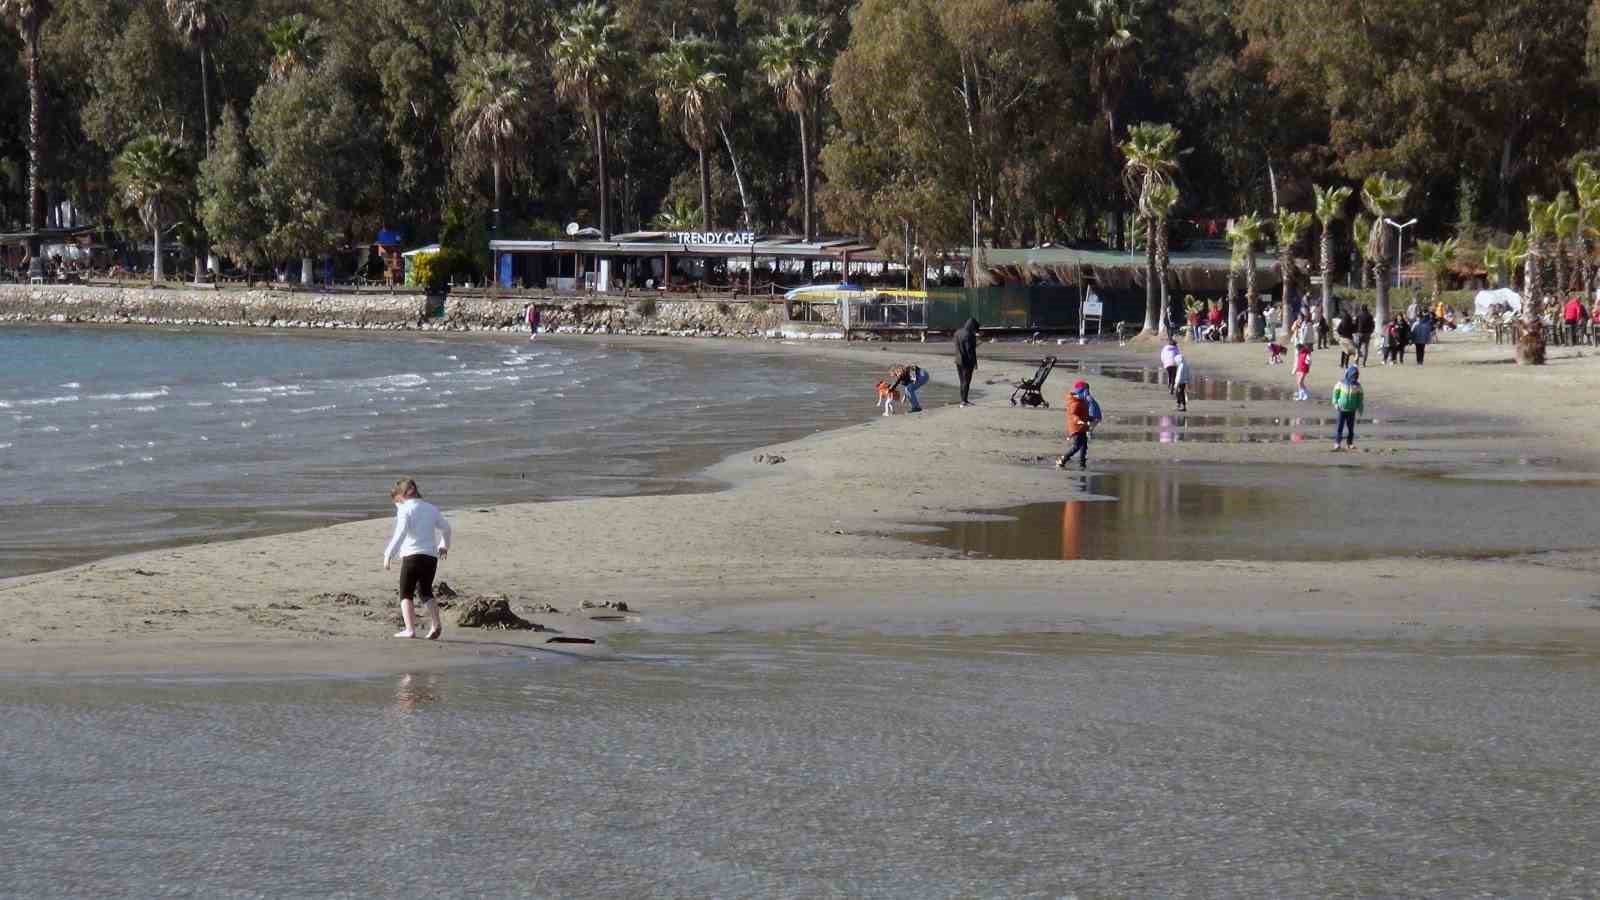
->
1355;305;1376;366
953;317;980;406
1410;313;1435;365
1335;310;1358;369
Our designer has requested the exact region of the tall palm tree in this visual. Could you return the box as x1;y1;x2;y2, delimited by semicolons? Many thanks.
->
653;195;699;232
1352;214;1373;290
1080;0;1143;249
1483;242;1509;289
756;13;829;242
551;1;626;240
1575;162;1600;293
1274;207;1313;326
1550;190;1578;297
166;0;229;157
1148;182;1179;336
112;135;193;286
1415;238;1458;310
1360;172;1411;323
452;51;535;236
265;14;319;81
1121;121;1180;336
1313;184;1352;321
1526;194;1557;305
651;34;728;234
1226;213;1263;342
0;0;53;280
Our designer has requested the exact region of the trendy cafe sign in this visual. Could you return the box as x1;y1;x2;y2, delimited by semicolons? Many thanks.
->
670;231;756;246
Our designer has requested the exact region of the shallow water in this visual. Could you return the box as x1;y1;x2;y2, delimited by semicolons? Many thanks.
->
905;466;1600;561
0;326;897;576
4;632;1599;897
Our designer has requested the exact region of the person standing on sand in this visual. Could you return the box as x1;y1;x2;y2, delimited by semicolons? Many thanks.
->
1173;352;1191;412
1056;380;1097;470
1410;313;1435;366
1331;366;1363;450
383;478;452;640
1564;295;1584;347
1335;310;1358;369
1294;342;1312;401
953;317;980;406
1313;306;1330;349
1356;305;1376;366
1160;338;1180;394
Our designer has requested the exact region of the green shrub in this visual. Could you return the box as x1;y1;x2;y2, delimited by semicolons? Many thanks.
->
634;297;657;318
751;299;769;314
411;248;476;291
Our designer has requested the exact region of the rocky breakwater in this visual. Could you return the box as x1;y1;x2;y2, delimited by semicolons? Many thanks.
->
0;284;821;338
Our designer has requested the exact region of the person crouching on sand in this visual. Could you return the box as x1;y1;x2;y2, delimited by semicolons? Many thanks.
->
383;478;452;640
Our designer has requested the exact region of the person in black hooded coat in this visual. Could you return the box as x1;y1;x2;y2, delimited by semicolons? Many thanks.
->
953;317;980;406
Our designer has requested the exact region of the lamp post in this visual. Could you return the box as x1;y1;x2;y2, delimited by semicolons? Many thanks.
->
1385;217;1418;288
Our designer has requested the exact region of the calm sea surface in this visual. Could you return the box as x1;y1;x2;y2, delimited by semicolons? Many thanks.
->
4;632;1599;897
0;325;890;576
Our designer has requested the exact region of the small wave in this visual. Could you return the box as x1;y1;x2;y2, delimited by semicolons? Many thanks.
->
240;420;254;429
59;382;81;389
235;384;304;395
2;394;80;408
188;401;213;408
221;381;238;388
132;405;160;413
0;442;12;450
228;398;268;405
40;425;61;433
358;373;427;390
89;387;169;401
139;456;155;463
291;404;338;414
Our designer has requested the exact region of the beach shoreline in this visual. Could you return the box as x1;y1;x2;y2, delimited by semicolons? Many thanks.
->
7;328;1600;674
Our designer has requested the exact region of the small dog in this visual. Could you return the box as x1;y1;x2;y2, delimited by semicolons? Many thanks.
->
1267;342;1287;365
875;380;902;416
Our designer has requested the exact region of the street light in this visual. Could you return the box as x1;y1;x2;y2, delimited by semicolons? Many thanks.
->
1385;217;1418;288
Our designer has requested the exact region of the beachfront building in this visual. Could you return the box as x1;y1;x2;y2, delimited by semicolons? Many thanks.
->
488;230;907;294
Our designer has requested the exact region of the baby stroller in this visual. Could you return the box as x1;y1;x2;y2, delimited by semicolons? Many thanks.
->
1010;356;1058;407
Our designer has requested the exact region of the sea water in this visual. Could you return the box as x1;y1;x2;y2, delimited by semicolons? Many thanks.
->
0;326;888;577
4;632;1599;896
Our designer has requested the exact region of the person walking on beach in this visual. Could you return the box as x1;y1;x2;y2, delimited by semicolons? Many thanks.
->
1331;366;1363;451
383;478;452;640
1564;295;1585;347
1056;380;1098;470
953;317;980;406
1160;338;1180;394
1173;351;1191;412
525;303;541;340
1294;342;1312;401
1313;305;1330;349
1355;305;1376;366
1410;313;1435;366
1335;309;1358;368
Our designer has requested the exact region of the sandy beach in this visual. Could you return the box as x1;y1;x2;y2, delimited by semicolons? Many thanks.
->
6;327;1600;675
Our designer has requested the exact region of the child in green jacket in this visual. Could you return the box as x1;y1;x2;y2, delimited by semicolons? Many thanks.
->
1331;365;1364;451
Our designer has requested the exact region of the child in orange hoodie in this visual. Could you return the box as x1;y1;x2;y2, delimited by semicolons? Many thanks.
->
1056;380;1095;470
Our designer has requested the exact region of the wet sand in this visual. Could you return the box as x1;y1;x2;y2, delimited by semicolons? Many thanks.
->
5;329;1600;673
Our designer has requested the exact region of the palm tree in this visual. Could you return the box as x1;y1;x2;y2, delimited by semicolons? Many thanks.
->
653;195;699;232
1483;242;1509;289
1416;238;1458;310
1080;0;1143;249
265;14;319;81
1121;121;1180;336
1352;214;1373;290
0;0;53;280
1274;207;1313;326
651;34;728;234
1360;173;1411;323
551;1;626;240
1575;162;1600;293
166;0;229;157
452;51;535;236
1226;213;1263;342
1526;194;1557;305
112;135;193;286
756;13;829;242
1148;182;1179;336
1550;190;1578;296
1313;184;1352;321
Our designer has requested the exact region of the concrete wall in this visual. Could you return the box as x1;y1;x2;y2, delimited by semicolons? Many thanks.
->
0;284;826;338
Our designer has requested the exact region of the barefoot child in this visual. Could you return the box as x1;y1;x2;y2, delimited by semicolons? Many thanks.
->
1294;343;1312;401
382;478;452;640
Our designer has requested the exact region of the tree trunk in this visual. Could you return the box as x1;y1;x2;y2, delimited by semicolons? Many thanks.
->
491;154;502;236
594;111;610;239
1556;242;1568;297
1281;249;1294;327
1246;252;1262;339
151;222;163;285
200;45;212;156
797;109;814;241
25;13;45;280
1373;234;1392;325
1142;217;1158;334
1228;267;1243;342
718;124;752;231
1321;227;1335;322
1157;220;1170;337
697;146;711;232
301;256;313;285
